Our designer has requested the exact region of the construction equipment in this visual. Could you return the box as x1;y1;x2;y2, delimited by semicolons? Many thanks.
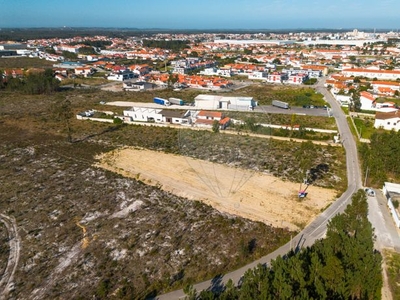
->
298;172;310;198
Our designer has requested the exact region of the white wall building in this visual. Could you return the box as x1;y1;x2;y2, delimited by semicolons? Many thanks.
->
374;110;400;131
107;71;136;81
286;74;307;85
266;73;283;84
123;107;163;123
342;68;400;80
248;71;268;80
383;182;400;228
334;94;352;106
371;81;400;95
199;67;232;77
359;91;376;110
194;94;256;111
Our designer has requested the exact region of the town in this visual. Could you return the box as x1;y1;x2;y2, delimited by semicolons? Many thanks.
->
1;27;400;299
2;28;400;132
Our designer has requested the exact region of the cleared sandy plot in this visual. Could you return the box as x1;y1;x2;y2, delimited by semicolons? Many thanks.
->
96;147;336;230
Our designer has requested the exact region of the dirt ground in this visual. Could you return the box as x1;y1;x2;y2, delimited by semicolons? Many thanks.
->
96;147;337;231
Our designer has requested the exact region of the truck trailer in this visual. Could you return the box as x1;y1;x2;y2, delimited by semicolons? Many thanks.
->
154;97;171;106
272;100;290;109
168;97;185;106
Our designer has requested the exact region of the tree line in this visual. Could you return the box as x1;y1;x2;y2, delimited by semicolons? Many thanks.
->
0;68;59;94
141;39;190;51
359;130;400;186
185;190;382;299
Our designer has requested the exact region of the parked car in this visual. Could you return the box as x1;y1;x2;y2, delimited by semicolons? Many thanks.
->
364;188;375;197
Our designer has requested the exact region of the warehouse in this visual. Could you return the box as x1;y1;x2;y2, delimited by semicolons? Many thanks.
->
194;94;257;111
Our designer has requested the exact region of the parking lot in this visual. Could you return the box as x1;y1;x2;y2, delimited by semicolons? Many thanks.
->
256;105;332;117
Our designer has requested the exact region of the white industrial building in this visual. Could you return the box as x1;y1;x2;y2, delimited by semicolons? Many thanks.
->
194;94;257;111
383;182;400;228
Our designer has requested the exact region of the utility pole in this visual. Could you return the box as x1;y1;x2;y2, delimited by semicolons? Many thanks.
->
364;166;369;187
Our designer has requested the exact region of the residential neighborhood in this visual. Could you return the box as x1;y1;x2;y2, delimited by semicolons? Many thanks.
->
3;23;400;300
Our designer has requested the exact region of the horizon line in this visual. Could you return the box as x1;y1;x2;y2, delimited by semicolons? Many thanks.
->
0;26;397;32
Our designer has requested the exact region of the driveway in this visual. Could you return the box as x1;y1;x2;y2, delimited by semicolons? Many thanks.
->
368;189;400;251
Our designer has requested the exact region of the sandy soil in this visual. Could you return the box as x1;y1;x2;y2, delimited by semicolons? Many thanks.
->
95;147;337;231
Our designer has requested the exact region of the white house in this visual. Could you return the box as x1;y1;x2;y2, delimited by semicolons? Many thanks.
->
74;67;94;78
248;71;268;80
218;67;232;77
359;91;376;110
123;81;153;91
107;71;136;81
286;74;307;85
199;67;233;77
374;110;400;131
159;109;190;124
199;67;218;76
194;111;220;127
371;81;400;96
123;107;190;125
123;107;163;123
334;94;352;106
266;72;283;84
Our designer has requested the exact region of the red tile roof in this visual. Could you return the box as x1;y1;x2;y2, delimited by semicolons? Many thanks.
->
198;111;223;118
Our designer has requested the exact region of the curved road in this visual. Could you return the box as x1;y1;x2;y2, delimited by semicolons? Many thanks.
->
156;78;362;299
0;214;21;299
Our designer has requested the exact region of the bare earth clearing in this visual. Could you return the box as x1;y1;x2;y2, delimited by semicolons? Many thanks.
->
96;147;336;231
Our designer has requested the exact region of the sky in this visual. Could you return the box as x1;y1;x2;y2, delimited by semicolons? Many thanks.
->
0;0;399;30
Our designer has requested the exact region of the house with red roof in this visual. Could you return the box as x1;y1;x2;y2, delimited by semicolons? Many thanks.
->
359;91;376;110
74;67;94;77
3;69;24;78
374;110;400;131
371;81;400;96
300;64;328;76
195;110;230;129
342;68;400;80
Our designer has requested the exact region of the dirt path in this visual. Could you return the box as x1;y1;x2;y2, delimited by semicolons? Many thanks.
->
96;147;336;231
0;214;21;299
31;242;82;300
381;256;393;300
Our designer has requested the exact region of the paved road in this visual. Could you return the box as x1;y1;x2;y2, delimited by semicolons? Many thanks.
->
367;190;400;251
256;105;331;117
156;78;362;299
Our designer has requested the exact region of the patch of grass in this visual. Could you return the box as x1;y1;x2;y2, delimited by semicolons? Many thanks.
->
0;57;55;69
226;111;337;130
60;77;109;86
353;117;375;139
222;85;327;107
383;249;400;300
